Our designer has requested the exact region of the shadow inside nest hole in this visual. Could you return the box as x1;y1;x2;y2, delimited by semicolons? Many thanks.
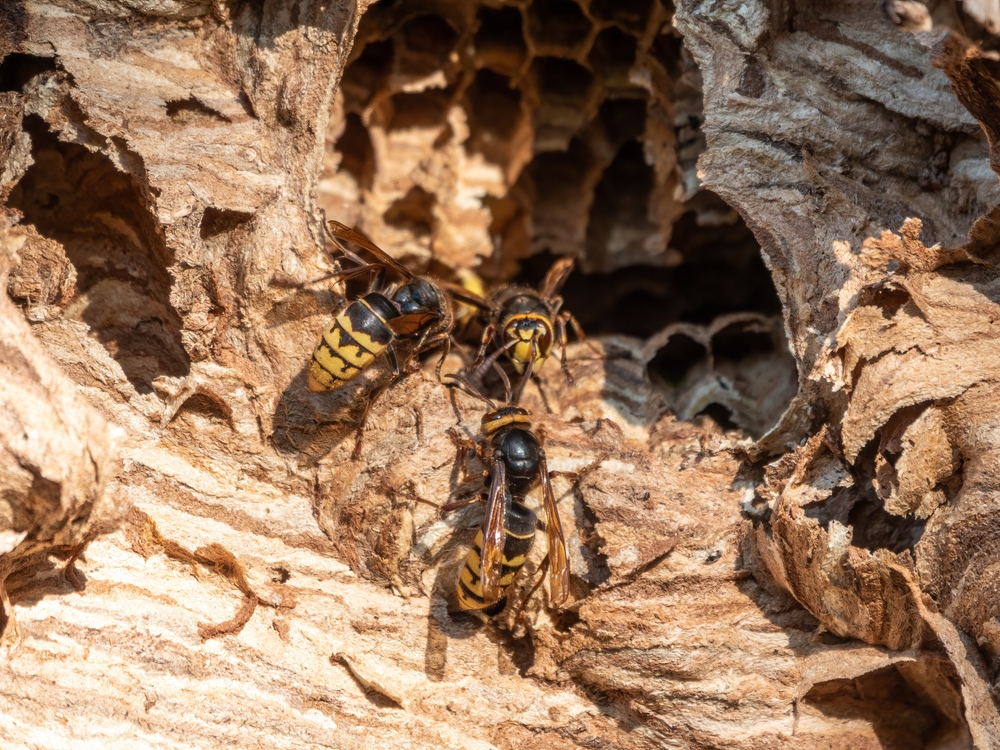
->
511;200;794;438
744;426;934;557
6;109;191;395
801;662;966;748
797;436;931;556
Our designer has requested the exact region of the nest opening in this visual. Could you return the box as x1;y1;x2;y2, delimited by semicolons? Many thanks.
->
527;0;592;52
6;112;190;393
804;440;928;555
200;207;253;240
169;392;235;436
164;97;230;124
319;0;793;436
801;664;960;746
335;113;376;191
474;6;526;74
0;53;57;93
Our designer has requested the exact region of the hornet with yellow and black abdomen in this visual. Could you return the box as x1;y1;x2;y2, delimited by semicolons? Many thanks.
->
308;219;488;456
442;373;570;616
471;256;585;383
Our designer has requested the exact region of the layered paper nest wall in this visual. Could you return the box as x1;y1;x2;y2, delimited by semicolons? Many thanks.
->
3;0;1000;747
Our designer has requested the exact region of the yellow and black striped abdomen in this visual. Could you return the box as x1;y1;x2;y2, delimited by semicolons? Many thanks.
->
308;293;398;392
456;503;537;615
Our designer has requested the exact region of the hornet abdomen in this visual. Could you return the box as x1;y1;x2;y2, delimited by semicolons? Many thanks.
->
309;293;399;391
456;502;537;615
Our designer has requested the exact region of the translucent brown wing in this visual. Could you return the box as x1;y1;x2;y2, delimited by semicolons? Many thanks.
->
387;310;439;336
540;256;575;300
326;220;415;280
479;458;510;605
539;452;570;606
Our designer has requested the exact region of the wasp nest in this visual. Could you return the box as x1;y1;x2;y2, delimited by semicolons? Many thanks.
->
320;0;706;275
315;0;789;434
5;0;1000;747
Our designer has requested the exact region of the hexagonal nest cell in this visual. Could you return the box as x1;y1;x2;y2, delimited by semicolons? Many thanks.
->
318;0;792;436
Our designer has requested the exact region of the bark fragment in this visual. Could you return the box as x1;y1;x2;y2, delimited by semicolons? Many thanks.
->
0;221;127;643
